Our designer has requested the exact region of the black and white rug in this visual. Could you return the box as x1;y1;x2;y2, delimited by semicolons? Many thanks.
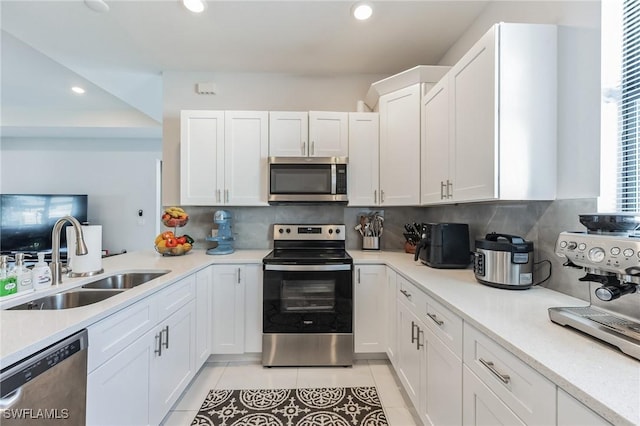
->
191;387;389;426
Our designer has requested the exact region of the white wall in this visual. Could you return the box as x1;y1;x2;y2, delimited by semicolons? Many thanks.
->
438;0;602;200
0;138;162;253
161;71;388;204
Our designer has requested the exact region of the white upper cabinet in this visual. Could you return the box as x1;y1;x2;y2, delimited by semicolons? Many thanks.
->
422;23;557;205
308;111;348;156
269;111;348;157
347;112;380;206
180;110;268;206
269;111;309;156
379;83;422;206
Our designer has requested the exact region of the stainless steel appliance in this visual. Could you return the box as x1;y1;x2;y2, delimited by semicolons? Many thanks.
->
549;214;640;360
0;329;88;425
268;157;348;204
262;224;353;366
414;223;471;269
474;233;534;289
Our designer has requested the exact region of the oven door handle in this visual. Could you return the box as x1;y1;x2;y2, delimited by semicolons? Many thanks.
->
264;264;352;272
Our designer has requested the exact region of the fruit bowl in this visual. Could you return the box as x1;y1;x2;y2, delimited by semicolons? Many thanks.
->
162;216;189;228
155;243;192;256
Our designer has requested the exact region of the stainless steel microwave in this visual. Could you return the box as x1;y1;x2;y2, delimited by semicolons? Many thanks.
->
268;157;348;204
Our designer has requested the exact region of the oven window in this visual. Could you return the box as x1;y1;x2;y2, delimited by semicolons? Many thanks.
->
270;165;332;194
281;279;335;312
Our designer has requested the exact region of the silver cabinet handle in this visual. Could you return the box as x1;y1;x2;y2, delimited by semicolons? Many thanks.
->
302;142;307;156
380;190;385;203
427;312;444;326
357;268;361;283
400;289;411;299
479;358;511;384
440;181;446;199
216;189;221;203
162;325;169;349
225;189;229;203
416;327;424;350
311;141;315;156
374;190;377;204
237;267;241;284
411;321;417;344
447;180;453;199
155;332;162;356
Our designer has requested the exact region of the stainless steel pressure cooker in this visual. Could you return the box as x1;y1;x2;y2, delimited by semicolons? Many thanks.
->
474;233;534;289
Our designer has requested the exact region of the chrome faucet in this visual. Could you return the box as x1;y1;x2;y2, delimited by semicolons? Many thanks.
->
51;215;88;285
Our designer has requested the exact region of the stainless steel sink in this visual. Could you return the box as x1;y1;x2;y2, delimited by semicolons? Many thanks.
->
81;271;169;290
10;289;125;310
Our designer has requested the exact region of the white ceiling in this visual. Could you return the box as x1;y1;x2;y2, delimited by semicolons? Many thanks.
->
0;0;491;138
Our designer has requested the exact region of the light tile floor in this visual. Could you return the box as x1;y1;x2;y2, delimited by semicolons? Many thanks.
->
161;359;418;425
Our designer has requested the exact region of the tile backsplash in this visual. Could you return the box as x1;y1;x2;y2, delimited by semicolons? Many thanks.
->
175;198;638;319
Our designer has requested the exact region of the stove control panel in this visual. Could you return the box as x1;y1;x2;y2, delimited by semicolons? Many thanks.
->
273;224;346;241
556;231;640;274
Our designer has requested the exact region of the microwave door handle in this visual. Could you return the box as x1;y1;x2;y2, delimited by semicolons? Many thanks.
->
331;164;337;194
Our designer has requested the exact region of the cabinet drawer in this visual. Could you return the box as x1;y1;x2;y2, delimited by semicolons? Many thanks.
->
463;323;556;425
156;274;196;318
397;274;426;315
423;295;463;358
88;297;158;372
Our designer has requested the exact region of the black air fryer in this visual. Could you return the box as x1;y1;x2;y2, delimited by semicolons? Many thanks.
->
413;223;471;269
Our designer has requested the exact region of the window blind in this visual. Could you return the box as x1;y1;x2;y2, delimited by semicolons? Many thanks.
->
619;0;640;211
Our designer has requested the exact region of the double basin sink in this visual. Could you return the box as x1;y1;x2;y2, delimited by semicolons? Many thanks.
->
10;271;170;310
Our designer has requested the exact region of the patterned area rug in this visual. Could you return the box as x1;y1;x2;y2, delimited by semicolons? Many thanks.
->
191;387;388;426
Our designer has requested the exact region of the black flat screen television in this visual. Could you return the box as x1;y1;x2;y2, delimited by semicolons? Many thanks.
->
0;194;88;255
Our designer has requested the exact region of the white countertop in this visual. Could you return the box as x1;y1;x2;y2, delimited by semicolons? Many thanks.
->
1;249;637;425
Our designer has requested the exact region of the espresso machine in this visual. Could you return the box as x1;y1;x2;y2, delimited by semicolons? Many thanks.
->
549;214;640;360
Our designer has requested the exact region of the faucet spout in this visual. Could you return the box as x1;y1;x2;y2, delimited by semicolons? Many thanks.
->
51;215;88;285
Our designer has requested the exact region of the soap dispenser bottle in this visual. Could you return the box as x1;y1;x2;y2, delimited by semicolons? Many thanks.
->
0;255;18;297
15;253;33;293
32;252;53;290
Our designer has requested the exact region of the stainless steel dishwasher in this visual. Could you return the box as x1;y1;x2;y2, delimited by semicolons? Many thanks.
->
0;329;88;425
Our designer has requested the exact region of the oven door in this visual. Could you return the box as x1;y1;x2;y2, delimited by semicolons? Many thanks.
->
263;263;352;334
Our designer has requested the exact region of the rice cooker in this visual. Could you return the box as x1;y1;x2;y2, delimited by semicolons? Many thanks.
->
474;233;534;289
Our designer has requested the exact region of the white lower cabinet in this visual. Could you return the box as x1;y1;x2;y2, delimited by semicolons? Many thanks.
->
195;266;213;369
211;264;263;354
87;275;197;426
557;389;612;426
386;268;398;366
396;301;424;409
463;366;525;426
354;264;387;353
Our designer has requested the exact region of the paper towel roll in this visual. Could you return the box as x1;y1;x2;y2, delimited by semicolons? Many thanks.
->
66;225;103;274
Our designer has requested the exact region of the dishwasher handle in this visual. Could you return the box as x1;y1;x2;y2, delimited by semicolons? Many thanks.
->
0;388;22;409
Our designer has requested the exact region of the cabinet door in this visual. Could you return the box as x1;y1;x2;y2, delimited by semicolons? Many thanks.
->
421;78;452;204
348;113;380;206
212;265;246;354
180;110;225;205
379;84;421;205
224;111;269;205
396;302;423;409
463;366;525;426
354;265;387;353
195;266;213;369
557;389;612;426
243;264;263;353
422;328;462;426
450;27;497;203
269;111;309;156
87;329;155;426
308;111;348;157
386;268;398;366
150;300;197;426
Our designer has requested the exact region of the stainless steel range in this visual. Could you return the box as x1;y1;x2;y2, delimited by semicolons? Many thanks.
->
262;224;353;367
549;214;640;360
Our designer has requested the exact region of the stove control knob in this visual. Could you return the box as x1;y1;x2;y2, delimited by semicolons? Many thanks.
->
588;247;605;263
278;228;284;234
335;229;341;234
624;248;635;257
286;228;291;233
567;241;578;250
328;229;333;234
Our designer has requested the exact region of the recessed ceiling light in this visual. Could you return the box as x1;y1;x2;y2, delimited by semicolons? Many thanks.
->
182;0;206;13
71;86;86;95
351;2;373;20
